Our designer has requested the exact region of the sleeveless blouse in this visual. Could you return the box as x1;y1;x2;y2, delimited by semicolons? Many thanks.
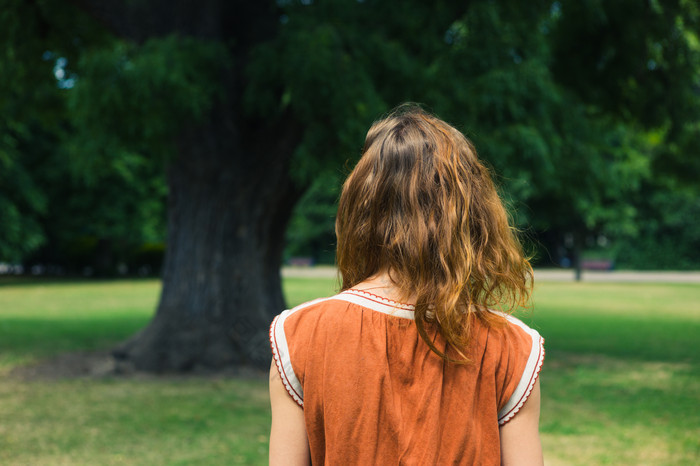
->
270;289;544;465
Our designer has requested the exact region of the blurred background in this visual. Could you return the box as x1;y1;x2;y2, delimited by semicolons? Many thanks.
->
3;0;699;279
0;0;699;464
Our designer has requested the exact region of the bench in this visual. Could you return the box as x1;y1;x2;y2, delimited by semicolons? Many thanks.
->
581;259;614;271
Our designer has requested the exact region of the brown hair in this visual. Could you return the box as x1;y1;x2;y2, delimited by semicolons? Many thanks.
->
335;105;532;362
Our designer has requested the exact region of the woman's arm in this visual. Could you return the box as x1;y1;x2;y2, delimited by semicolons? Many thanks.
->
499;379;544;466
269;359;310;466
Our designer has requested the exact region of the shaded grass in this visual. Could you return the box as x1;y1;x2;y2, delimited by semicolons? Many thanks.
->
0;279;158;370
0;277;699;464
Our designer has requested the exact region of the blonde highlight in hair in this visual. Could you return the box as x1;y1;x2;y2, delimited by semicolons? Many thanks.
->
336;105;533;362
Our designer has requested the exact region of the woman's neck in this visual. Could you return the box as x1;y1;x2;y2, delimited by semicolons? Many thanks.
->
351;271;416;305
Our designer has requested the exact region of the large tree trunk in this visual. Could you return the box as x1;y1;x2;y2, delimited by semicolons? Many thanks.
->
114;106;303;371
73;0;303;371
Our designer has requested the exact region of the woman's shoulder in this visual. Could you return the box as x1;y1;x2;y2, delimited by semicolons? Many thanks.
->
474;312;545;426
478;311;543;348
269;296;345;408
275;293;348;321
283;295;339;316
271;293;356;337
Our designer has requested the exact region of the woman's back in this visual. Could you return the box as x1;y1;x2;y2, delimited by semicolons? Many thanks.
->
271;288;543;465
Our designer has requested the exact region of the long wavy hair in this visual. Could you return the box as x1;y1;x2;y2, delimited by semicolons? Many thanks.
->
335;105;533;362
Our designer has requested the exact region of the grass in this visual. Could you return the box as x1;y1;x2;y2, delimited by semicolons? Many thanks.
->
0;377;269;465
529;282;700;363
0;276;699;465
0;279;159;370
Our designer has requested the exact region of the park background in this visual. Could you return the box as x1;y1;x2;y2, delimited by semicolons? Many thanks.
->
1;0;699;464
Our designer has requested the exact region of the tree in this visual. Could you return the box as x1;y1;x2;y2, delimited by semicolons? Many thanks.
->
547;0;700;275
0;140;47;264
286;0;699;278
285;173;342;265
2;0;698;371
0;0;75;263
30;147;167;276
0;0;166;275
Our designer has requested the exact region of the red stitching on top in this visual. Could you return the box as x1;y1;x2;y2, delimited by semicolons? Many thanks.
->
344;289;415;309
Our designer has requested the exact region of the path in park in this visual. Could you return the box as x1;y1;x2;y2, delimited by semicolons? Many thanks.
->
282;266;700;283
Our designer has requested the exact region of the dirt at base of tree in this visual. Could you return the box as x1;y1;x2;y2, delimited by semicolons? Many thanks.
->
9;350;268;382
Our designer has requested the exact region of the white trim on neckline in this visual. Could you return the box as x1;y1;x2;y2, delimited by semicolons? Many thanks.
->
334;289;416;319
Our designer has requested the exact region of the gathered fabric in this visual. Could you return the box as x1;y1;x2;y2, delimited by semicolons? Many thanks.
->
270;289;544;466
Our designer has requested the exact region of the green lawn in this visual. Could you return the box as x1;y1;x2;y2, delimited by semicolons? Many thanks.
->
528;282;700;465
0;279;160;370
0;277;698;465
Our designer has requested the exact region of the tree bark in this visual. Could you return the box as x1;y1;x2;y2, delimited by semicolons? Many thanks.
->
114;105;303;371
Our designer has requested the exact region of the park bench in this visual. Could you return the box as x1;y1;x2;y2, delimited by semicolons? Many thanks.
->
581;259;614;271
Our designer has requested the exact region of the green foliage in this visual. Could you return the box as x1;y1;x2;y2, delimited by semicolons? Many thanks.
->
66;36;228;165
653;119;700;187
1;0;699;270
551;0;700;129
0;0;92;262
614;184;700;270
548;0;700;246
0;95;168;270
244;9;389;182
0;2;179;267
0;153;47;262
284;175;341;264
275;0;693;262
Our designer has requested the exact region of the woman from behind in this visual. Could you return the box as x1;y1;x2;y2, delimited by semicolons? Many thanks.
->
270;105;544;465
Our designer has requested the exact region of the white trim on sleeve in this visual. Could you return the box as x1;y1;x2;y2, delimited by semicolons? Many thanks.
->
269;297;331;408
497;315;545;426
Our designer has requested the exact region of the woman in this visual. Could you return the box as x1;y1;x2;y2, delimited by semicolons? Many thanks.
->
269;106;544;465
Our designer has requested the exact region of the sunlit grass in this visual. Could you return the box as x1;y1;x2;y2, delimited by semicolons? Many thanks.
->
0;276;698;465
540;355;700;465
282;276;339;308
0;377;269;465
526;282;700;363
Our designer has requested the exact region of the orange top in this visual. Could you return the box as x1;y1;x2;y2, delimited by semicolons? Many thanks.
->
270;289;544;465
